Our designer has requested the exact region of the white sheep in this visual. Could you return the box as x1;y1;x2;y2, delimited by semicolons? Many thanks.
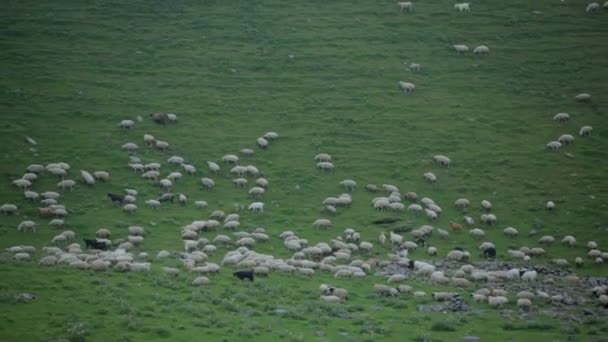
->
93;171;110;182
201;178;215;191
13;179;32;190
1;204;18;215
398;81;415;94
118;119;135;129
18;220;37;232
256;178;269;188
122;204;137;214
248;202;264;214
340;179;357;191
155;140;169;150
122;142;138;153
423;172;437;183
452;44;469;54
579;126;593;137
167;156;184;165
521;270;537;282
558;134;574;145
553;112;570;123
49;219;64;228
454;2;470;13
561;235;576;247
574;93;591;102
409;63;421;71
257;137;269;149
248;186;265;198
431;155;451;168
27;164;45;173
317;162;335;172
222;154;239;164
183;164;197;175
263;131;279;140
469;228;485;239
473;45;489;55
314;153;332;162
587;2;600;13
488;296;508;308
143;134;155;146
538;235;555;245
397;2;414;13
246;165;259;176
313;219;332;229
503;227;519;238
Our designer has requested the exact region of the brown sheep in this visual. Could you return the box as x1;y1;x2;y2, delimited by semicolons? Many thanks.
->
150;112;169;125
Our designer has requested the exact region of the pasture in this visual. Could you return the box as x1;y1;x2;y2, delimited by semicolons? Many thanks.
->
1;0;608;341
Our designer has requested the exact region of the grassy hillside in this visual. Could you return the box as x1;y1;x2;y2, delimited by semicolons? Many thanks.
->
1;0;607;341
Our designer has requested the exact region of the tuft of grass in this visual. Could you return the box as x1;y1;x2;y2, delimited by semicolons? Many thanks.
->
502;321;555;331
430;321;457;332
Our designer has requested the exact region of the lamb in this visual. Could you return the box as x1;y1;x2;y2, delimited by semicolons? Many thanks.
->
201;178;215;191
473;45;490;55
17;220;37;232
398;81;415;94
452;44;469;54
397;2;414;13
586;2;600;13
553;112;570;123
118;119;135;129
579;126;593;137
454;3;470;13
93;171;110;182
0;204;18;215
248;202;264;214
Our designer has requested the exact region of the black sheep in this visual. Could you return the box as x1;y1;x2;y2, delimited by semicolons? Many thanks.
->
107;193;125;205
233;270;254;282
483;247;496;258
84;238;108;250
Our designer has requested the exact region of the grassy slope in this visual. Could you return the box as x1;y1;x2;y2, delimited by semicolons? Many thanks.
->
1;0;607;341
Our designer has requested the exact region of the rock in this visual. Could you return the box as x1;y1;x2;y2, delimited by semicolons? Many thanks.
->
15;293;36;302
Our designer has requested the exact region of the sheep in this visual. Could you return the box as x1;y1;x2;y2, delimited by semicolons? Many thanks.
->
150;112;169;124
423;172;437;183
454;2;470;13
553;258;569;267
183;164;197;175
575;257;584;267
0;204;18;215
166;113;177;123
248;186;265;198
143;134;155;146
389;232;403;245
579;126;593;137
447;250;469;261
587;241;598;250
481;200;492;211
27;164;45;173
314;153;332;162
480;213;497;225
145;199;161;209
257;137;269;149
561;235;577;247
539;235;555;245
517;298;532;310
248;202;264;214
409;63;421;71
398;81;415;94
599;295;608;307
263;131;279;141
14;253;31;262
47;167;67;178
521;270;537;282
245;165;259;177
193;200;208;209
558;134;574;145
178;193;187;206
374;284;398;297
122;142;138;152
397;2;414;13
430;271;449;284
224;221;240;230
22;173;38;182
503;227;519;238
340;179;357;191
454;198;469;209
93;171;110;182
473;45;490;55
317;162;334;172
452;44;469;54
17;220;37;232
574;93;591;102
122;204;137;215
222;154;239;164
142;170;160;181
545;201;556;211
118;119;135;129
256;178;269;188
469;228;485;239
155;140;169;150
488;296;508;308
167;156;184;165
201;178;215;191
159;179;172;191
128;226;145;236
163;267;180;277
553;112;570;123
388;274;407;283
313;219;332;229
587;2;601;13
49;219;65;228
360;241;373;252
13;179;32;190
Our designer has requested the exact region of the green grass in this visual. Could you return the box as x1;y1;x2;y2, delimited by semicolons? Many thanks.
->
1;0;608;341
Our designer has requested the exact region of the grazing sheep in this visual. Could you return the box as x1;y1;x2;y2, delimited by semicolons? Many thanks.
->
248;202;264;214
398;81;415;94
473;45;489;55
340;179;357;191
150;112;169;124
201;178;215;191
222;154;239;164
452;44;469;54
587;2;601;13
122;204;137;214
183;164;197;175
314;153;332;162
454;2;470;13
480;213;497;225
546;201;555;210
553;258;569;267
118;120;135;129
447;250;469;261
93;171;110;182
248;186;265;198
22;173;38;182
574;93;591;102
521;270;537;282
163;267;180;277
17;220;37;232
517;298;532;310
397;2;414;13
553;112;570;123
143;134;155;146
194;200;208;209
558;134;574;145
587;241;598;250
579;126;593;137
155;140;169;150
454;198;469;209
192;276;210;286
313;219;332;229
257;137;269;149
423;172;437;183
562;235;577;247
503;227;519;238
0;204;18;215
256;178;269;188
469;228;485;239
49;219;64;228
317;162;335;172
122;142;138;152
13;179;32;190
263;131;279;140
488;296;508;308
145;199;161;209
409;63;421;71
539;235;555;245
